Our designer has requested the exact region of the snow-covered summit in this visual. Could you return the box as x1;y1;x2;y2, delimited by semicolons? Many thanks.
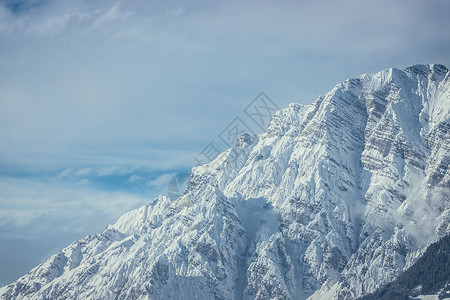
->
1;64;449;300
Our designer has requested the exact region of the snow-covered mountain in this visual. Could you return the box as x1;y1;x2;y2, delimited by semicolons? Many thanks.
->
1;64;449;300
360;233;450;300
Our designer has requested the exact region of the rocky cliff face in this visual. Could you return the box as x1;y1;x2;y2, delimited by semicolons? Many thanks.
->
1;64;449;300
359;233;450;300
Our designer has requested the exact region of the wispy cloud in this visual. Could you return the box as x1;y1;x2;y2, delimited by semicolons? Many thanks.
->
0;175;150;285
0;177;147;232
146;172;175;187
128;174;143;183
1;1;449;176
74;167;93;177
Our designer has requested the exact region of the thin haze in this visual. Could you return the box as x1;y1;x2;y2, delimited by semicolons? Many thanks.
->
0;0;449;286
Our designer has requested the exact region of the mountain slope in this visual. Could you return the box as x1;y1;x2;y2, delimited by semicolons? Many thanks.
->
1;64;449;300
358;233;450;300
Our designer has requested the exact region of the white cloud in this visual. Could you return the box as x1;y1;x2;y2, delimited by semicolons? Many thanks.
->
56;168;73;179
74;168;93;177
146;173;175;187
1;0;449;182
0;176;149;237
77;178;90;185
128;174;143;183
0;175;152;285
96;166;128;177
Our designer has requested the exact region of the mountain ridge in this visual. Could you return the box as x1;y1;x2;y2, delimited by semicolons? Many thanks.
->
1;64;449;300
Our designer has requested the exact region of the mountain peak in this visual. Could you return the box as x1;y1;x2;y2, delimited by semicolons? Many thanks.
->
235;133;257;148
289;102;303;112
1;65;449;300
403;63;448;75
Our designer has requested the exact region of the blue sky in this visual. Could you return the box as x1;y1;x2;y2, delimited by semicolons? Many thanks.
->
1;0;450;286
